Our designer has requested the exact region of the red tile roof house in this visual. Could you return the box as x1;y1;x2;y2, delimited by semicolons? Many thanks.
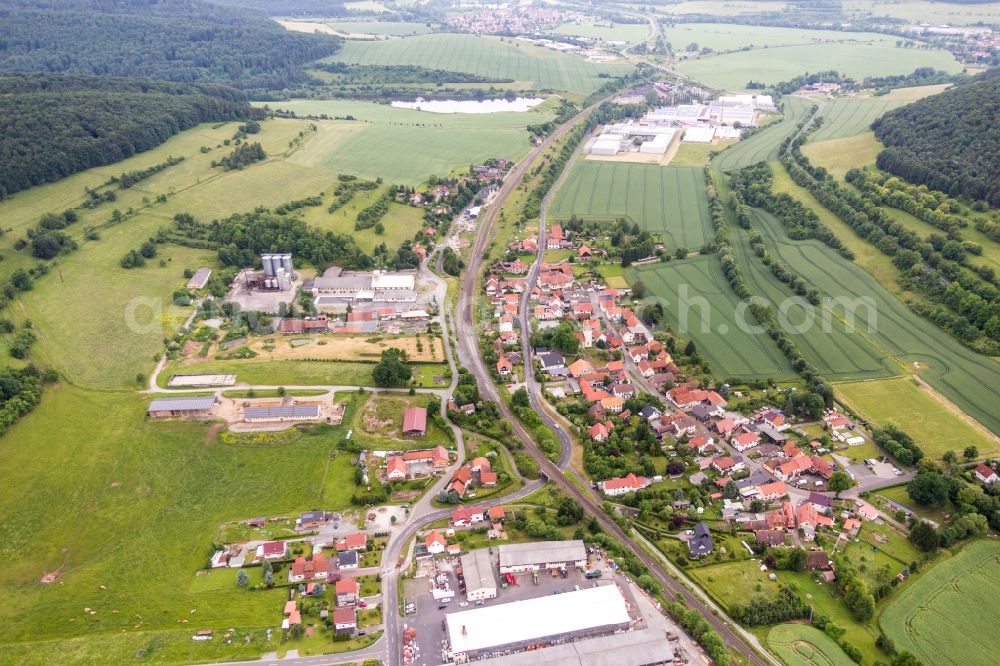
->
336;532;367;552
425;530;447;555
589;422;610;442
487;506;506;522
333;607;357;633
335;578;358;606
450;506;485;527
402;407;428;437
731;431;761;452
386;456;407;481
496;356;513;376
598;473;651;497
479;470;498;486
976;464;1000;484
288;552;329;583
256;541;287;560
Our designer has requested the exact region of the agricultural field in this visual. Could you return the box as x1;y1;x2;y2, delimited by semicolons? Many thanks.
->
654;0;787;16
740;180;1000;438
322;34;631;95
800;132;883;181
880;540;1000;665
631;255;798;380
267;99;552;184
325;20;434;36
712;96;814;171
548;21;651;44
837;377;1000;459
666;23;895;53
676;43;961;92
844;0;1000;25
158;358;450;389
669;141;733;167
301;184;425;254
549;163;713;250
730;207;900;382
0;385;356;663
766;624;855;666
810;98;910;142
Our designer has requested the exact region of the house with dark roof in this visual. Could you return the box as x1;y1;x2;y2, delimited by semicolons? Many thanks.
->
754;529;787;547
337;550;359;570
806;491;833;514
687;522;714;557
805;550;831;571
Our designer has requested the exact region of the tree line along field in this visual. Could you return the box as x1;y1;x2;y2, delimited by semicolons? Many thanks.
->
322;34;631;96
740;184;1000;437
631;256;798;380
675;42;961;92
730;208;900;382
712;96;814;172
270;99;553;185
0;385;358;664
880;540;1000;665
665;23;897;52
548;163;713;250
837;377;1000;459
766;624;856;666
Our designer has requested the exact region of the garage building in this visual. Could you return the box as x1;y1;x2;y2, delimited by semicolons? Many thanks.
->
445;585;631;663
147;396;216;418
498;540;586;573
458;548;498;602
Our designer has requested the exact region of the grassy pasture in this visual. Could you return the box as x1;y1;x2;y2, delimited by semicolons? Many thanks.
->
743;175;1000;438
631;255;798;380
0;385;355;661
325;20;433;36
323;34;631;95
801;132;883;181
688;559;779;609
766;624;855;666
655;0;787;15
836;377;1000;460
547;21;651;44
666;23;895;52
880;540;1000;665
713;96;814;171
549;163;713;250
158;358;450;388
676;43;961;91
268;99;552;185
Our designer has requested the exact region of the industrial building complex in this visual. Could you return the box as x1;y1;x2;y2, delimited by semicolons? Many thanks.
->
497;540;587;573
309;268;418;309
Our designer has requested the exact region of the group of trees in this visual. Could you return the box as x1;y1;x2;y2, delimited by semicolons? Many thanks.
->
119;240;158;269
731;587;810;625
872;69;1000;207
0;73;261;198
355;189;394;230
0;364;49;437
372;348;412;387
117;156;185;189
214;142;266;171
870;424;925;467
907;459;1000;538
0;0;341;93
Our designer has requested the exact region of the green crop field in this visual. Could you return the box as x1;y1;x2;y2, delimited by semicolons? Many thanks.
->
730;208;900;382
741;184;1000;437
631;256;797;380
800;133;883;181
0;385;357;663
713;96;814;171
323;34;631;95
837;377;1000;459
548;21;651;44
844;0;1000;25
810;97;912;142
655;0;787;16
549;163;713;250
326;20;433;36
266;99;551;184
766;624;855;666
676;43;961;91
666;23;895;52
881;540;1000;665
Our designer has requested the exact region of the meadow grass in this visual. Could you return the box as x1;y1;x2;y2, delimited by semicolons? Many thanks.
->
666;23;896;52
676;42;961;91
880;539;1000;665
158;359;449;388
766;624;855;666
836;377;1000;459
844;0;1000;25
547;21;651;44
800;132;883;181
0;385;356;661
323;34;631;94
669;141;729;167
631;255;798;380
688;559;779;609
549;163;713;250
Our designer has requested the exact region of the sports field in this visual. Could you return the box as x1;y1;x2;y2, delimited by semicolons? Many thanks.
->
676;43;961;91
712;96;814;171
0;385;357;662
268;99;551;184
323;34;631;95
766;624;855;666
548;21;651;44
666;23;895;52
880;540;1000;665
631;255;798;380
731;209;899;382
743;187;1000;437
837;377;1000;459
549;163;713;250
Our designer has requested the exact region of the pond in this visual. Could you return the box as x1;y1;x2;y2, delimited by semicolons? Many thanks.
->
390;97;545;114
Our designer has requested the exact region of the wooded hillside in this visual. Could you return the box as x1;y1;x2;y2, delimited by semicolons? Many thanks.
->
872;68;1000;206
0;0;341;92
0;73;261;198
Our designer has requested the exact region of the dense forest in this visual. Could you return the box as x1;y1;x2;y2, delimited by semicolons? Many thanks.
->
0;73;261;198
872;68;1000;206
0;0;341;92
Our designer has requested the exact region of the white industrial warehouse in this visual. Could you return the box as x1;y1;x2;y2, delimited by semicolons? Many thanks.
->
497;540;587;573
445;585;631;662
459;549;498;602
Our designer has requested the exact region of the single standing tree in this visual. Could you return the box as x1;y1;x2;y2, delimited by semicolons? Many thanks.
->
236;570;249;588
908;520;940;552
963;445;979;460
828;470;853;497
